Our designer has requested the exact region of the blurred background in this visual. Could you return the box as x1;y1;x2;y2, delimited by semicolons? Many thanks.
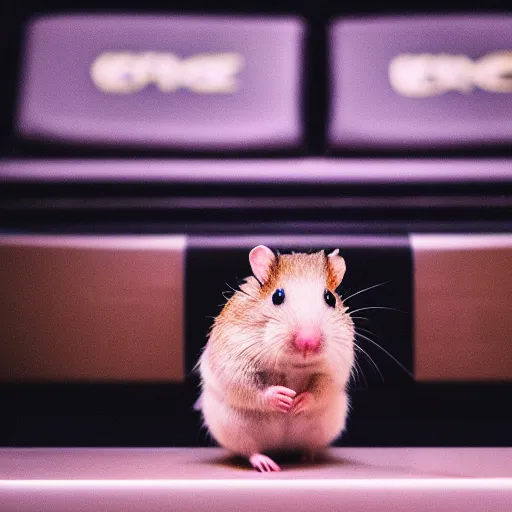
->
0;0;511;449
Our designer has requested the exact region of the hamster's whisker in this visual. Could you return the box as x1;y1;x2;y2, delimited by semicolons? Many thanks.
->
238;351;259;368
237;342;265;360
348;306;404;316
356;326;379;339
342;281;391;303
350;359;368;388
355;332;413;379
331;339;353;353
353;343;384;383
236;340;278;372
350;315;370;322
241;356;262;375
224;282;238;293
349;360;359;382
234;341;264;362
225;281;257;301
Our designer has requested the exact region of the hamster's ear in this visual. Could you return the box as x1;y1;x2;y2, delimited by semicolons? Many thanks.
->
328;249;346;288
249;245;276;284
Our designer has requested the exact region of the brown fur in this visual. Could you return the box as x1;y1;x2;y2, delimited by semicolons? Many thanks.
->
228;249;340;299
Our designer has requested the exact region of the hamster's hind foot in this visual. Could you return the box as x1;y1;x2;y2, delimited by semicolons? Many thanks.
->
249;453;281;472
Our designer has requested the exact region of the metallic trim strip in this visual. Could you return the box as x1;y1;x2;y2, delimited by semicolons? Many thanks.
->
1;158;512;183
1;448;512;512
188;235;408;249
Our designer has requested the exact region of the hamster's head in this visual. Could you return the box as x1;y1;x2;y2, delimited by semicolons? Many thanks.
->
223;245;355;379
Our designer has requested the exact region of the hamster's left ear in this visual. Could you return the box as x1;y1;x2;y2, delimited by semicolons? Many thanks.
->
249;245;276;284
327;249;346;288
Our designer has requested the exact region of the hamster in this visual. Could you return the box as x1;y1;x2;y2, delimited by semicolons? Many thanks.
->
197;245;355;472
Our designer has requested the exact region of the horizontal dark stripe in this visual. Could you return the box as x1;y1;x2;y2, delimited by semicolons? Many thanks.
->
2;220;512;235
2;195;512;210
2;383;512;447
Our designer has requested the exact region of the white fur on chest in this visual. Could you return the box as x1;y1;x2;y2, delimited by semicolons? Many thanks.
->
256;364;341;451
200;340;348;455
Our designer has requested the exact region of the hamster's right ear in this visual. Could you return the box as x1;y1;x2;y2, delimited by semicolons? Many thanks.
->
249;245;276;284
328;249;346;288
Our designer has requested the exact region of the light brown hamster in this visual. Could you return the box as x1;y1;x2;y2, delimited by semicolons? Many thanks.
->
197;245;355;472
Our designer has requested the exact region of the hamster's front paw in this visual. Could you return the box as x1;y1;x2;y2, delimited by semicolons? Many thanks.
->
292;392;314;415
262;385;296;412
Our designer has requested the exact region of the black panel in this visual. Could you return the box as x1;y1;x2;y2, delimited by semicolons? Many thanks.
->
185;237;414;388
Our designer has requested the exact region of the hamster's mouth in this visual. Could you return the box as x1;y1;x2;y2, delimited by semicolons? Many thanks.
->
291;361;318;368
290;356;324;369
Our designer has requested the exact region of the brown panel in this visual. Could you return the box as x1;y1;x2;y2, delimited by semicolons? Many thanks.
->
412;234;512;381
0;235;185;382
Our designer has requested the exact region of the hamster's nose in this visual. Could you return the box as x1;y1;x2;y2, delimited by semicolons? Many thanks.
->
293;329;321;355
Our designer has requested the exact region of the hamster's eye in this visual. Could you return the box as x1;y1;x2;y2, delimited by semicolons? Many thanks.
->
272;288;285;305
324;290;336;308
